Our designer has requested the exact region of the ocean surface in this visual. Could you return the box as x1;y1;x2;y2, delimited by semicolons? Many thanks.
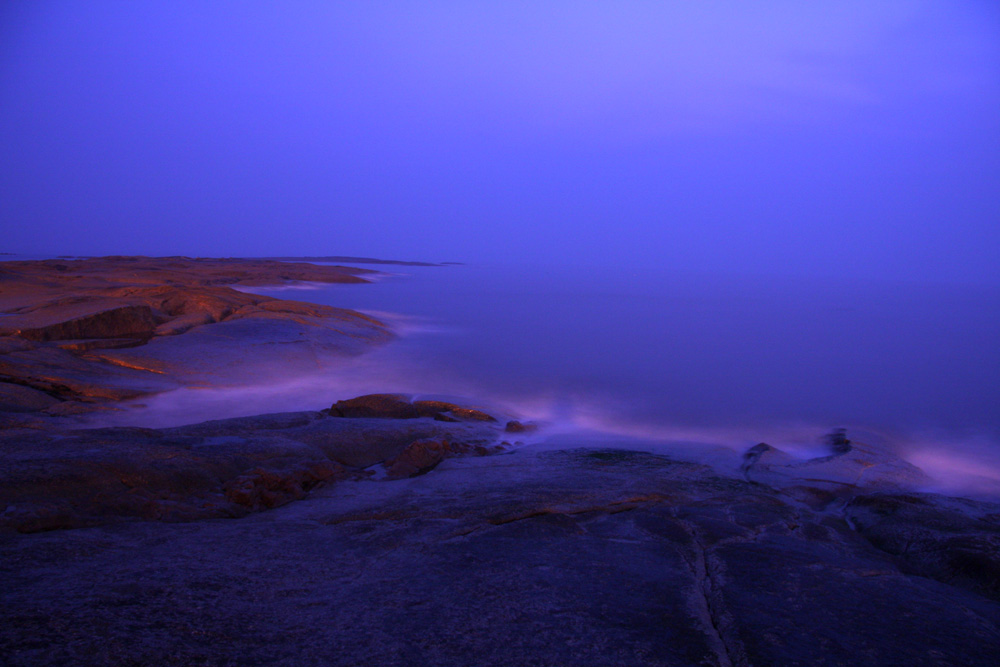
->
120;262;1000;493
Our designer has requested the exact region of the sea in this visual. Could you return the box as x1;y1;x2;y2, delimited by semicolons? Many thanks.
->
109;261;1000;495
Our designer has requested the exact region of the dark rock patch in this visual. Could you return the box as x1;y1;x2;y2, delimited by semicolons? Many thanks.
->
0;403;504;533
329;393;497;422
846;492;1000;601
504;419;537;433
1;442;999;665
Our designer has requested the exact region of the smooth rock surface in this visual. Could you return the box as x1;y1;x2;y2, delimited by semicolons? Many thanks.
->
0;408;504;533
2;445;998;666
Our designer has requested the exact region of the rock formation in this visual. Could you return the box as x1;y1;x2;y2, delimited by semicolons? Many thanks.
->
0;403;505;533
2;427;998;666
328;393;497;422
0;257;392;415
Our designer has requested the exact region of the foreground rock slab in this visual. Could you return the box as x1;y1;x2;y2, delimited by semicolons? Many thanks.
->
2;445;998;666
0;402;505;533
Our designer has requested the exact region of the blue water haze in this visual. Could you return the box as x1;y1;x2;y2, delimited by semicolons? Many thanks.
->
109;263;1000;496
2;1;999;284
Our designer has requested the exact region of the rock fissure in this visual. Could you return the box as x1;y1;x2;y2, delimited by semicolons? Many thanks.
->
0;375;67;402
487;495;666;527
676;518;746;667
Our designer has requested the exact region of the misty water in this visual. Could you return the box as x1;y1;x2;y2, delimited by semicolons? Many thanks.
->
121;262;1000;494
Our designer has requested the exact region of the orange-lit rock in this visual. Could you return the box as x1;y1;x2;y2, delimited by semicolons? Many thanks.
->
0;257;393;413
0;400;504;532
329;394;497;422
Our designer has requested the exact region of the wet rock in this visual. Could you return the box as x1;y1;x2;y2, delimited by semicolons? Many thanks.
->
329;394;497;422
56;337;150;352
0;345;178;402
382;437;506;479
741;439;930;502
93;313;390;384
0;336;36;354
329;394;420;418
0;405;504;532
153;311;215;336
504;420;538;433
0;257;392;411
417;401;496;422
384;438;450;478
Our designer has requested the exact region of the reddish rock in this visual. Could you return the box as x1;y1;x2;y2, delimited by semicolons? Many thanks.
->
0;407;505;532
329;394;497;422
505;420;537;433
385;438;450;479
417;402;496;422
0;257;393;409
9;304;158;342
329;394;419;419
383;437;508;479
224;461;342;510
57;337;149;352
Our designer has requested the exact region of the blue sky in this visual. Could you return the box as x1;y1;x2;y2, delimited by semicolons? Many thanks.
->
2;1;998;282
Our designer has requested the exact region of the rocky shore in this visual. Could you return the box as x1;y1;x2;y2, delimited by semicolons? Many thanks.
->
0;257;392;423
2;257;999;665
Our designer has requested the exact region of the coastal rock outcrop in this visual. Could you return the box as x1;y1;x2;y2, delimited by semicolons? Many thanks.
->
384;437;506;479
740;438;931;503
329;394;496;422
2;445;998;666
504;419;538;433
9;303;159;342
0;401;504;533
384;438;451;478
0;382;60;412
845;492;1000;601
0;258;393;414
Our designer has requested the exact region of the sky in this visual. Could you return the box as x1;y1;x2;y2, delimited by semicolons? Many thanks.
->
1;1;998;282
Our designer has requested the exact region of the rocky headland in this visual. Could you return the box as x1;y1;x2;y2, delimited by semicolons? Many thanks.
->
0;256;392;423
2;257;999;666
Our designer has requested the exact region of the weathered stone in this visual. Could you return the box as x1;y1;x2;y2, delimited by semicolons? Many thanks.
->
741;439;931;501
328;393;419;418
0;381;59;412
414;401;496;422
2;446;997;666
384;438;450;478
0;405;504;532
223;461;342;510
7;304;158;342
329;394;497;422
0;257;392;412
505;419;537;433
846;492;1000;601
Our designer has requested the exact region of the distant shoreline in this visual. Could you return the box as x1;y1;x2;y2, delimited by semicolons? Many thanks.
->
0;253;456;267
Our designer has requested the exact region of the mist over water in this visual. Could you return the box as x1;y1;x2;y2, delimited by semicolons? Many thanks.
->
105;262;1000;496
